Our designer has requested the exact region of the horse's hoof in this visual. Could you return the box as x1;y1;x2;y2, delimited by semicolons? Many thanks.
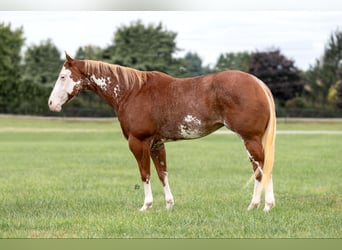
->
263;202;275;212
165;200;174;210
139;203;152;211
247;202;260;211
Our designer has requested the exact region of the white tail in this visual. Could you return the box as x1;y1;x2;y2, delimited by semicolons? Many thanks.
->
259;83;276;193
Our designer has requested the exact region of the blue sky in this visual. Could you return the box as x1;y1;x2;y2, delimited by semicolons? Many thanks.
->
1;1;342;70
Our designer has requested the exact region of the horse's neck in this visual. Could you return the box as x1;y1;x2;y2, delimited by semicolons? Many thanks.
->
84;65;142;111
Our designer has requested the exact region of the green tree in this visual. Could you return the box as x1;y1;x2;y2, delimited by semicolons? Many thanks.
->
306;29;342;108
15;39;63;114
336;68;342;109
105;20;178;72
215;51;252;72
249;49;304;106
171;52;211;77
16;78;52;114
0;23;25;113
305;61;326;107
75;45;103;60
22;39;63;85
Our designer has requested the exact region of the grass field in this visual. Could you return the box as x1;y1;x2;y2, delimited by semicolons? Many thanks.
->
0;116;341;238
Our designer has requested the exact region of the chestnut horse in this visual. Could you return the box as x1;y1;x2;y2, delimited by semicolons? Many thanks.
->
48;54;276;212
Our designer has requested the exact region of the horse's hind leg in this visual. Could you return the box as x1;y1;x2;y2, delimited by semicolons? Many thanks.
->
150;143;174;209
264;175;275;212
243;136;265;210
243;136;275;211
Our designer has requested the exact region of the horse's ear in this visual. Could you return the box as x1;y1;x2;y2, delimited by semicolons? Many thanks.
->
65;52;74;63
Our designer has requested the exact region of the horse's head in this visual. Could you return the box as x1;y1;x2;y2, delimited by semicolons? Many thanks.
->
48;53;84;112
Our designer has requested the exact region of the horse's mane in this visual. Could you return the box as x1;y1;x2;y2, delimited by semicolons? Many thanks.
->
84;60;146;89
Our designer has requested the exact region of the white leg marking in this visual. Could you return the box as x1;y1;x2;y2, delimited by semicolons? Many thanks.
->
163;173;174;209
263;176;275;212
140;180;153;211
248;179;262;210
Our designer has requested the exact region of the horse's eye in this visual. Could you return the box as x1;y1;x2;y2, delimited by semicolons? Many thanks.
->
61;75;65;80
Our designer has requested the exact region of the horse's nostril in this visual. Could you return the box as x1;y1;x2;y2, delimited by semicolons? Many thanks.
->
49;100;52;106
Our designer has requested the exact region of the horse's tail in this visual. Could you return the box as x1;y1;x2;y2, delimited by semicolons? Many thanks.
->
259;81;277;193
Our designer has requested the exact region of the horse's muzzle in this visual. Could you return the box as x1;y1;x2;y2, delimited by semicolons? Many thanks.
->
48;99;62;112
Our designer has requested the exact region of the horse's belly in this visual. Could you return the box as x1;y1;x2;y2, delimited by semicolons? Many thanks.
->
160;114;222;140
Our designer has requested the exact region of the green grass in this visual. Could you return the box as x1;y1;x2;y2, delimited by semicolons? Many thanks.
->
0;116;341;238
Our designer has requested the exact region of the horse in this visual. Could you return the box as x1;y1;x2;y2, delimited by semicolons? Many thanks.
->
48;53;276;212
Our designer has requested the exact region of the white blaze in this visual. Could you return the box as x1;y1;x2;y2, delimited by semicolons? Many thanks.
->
48;66;80;112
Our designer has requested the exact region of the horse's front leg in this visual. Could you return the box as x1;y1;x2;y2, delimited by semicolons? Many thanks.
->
128;136;153;211
150;143;174;210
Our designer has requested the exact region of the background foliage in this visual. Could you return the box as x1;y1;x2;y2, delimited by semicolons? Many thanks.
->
1;22;342;117
0;23;25;113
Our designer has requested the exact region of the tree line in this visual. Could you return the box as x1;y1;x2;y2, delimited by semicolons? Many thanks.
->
1;21;342;117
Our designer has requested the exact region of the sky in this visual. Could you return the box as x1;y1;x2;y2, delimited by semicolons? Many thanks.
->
1;1;342;70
